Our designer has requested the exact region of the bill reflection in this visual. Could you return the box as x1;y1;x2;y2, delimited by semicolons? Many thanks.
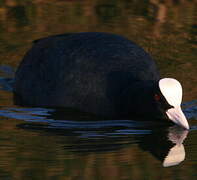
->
163;126;188;167
138;124;189;167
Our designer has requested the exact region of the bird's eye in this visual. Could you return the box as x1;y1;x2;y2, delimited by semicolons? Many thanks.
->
154;94;160;101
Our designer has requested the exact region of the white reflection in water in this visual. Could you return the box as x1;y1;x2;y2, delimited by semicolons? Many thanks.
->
163;126;188;167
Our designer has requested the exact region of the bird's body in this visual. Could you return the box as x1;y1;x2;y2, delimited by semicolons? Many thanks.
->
14;32;189;129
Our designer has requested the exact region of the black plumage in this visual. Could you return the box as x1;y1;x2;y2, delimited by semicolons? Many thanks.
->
14;32;166;119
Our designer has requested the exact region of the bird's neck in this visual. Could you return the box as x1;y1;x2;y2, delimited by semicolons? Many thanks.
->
117;80;158;118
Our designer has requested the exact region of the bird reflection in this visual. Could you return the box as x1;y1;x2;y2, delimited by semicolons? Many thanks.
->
162;126;188;167
3;106;189;167
138;125;188;167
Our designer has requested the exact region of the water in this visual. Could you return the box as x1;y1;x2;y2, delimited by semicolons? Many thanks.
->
0;0;196;179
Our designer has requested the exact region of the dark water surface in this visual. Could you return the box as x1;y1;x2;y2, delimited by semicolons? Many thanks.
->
0;0;196;179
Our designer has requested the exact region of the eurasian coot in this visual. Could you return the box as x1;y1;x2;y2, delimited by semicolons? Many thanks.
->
14;32;189;129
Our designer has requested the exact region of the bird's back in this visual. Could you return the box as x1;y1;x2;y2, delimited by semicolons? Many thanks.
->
14;32;160;118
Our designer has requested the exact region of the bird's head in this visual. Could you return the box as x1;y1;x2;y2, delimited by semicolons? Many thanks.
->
154;78;189;130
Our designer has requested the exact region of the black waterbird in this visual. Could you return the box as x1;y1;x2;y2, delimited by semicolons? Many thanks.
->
14;32;189;129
